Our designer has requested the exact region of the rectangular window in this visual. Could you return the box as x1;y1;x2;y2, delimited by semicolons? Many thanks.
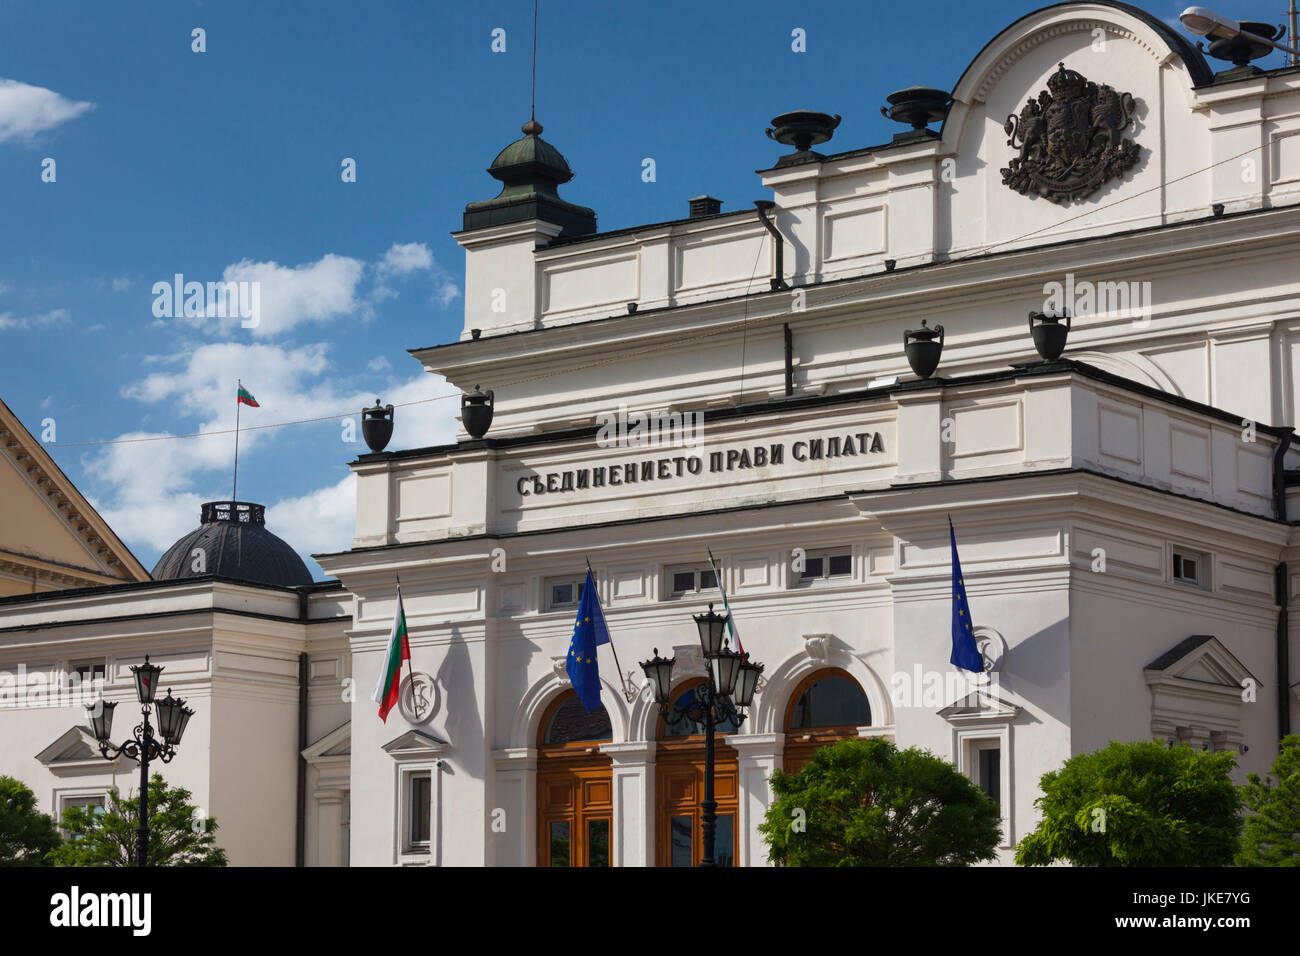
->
549;821;571;867
71;661;106;683
796;550;853;584
977;748;1001;806
667;566;718;598
1172;550;1207;588
59;794;106;839
714;814;735;867
545;576;585;612
408;774;431;849
670;815;693;867
587;818;609;867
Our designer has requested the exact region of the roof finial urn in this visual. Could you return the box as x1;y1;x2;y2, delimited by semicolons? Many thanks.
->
881;87;951;140
1028;310;1071;362
766;110;841;167
903;319;945;379
362;399;394;453
462;385;495;440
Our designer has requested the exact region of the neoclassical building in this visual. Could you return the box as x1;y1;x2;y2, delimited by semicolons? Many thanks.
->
318;0;1300;867
3;1;1300;867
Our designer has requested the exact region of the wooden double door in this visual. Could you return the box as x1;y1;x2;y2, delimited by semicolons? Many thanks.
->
538;756;613;867
655;738;739;867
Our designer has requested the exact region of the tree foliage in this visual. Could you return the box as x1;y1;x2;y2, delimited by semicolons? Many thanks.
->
1237;734;1300;866
46;773;227;867
759;737;1002;866
1016;740;1241;866
0;776;61;866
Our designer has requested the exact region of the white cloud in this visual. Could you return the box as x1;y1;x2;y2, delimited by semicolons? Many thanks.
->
377;242;433;278
371;241;461;309
266;473;357;573
0;78;94;144
0;308;70;329
185;253;365;337
111;277;131;292
367;356;391;372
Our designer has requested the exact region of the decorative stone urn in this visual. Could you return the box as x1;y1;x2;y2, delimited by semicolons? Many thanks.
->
462;385;495;439
903;319;945;379
1028;310;1071;361
362;400;394;453
880;87;950;130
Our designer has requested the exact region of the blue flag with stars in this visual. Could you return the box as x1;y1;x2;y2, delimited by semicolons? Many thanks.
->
566;569;611;713
950;519;984;673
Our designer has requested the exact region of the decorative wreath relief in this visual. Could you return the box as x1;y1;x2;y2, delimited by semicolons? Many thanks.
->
1001;62;1140;204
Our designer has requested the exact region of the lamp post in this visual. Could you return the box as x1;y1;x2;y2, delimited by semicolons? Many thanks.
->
640;605;764;867
1179;6;1300;59
86;655;195;867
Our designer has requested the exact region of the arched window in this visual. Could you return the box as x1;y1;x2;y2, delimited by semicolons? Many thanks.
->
541;693;612;746
782;669;872;775
786;671;871;730
659;681;739;737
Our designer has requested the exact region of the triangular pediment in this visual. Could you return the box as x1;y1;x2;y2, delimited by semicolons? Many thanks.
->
302;721;351;762
35;725;127;776
1144;635;1257;689
938;690;1022;725
382;729;449;760
0;397;148;589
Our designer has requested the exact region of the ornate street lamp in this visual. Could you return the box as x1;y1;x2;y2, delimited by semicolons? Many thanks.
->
640;604;765;867
86;655;195;867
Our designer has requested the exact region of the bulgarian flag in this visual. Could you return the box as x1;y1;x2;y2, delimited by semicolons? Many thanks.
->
236;385;259;407
371;586;410;722
707;551;745;654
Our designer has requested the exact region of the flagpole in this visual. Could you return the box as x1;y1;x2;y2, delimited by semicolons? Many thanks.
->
232;380;241;502
396;573;421;720
586;557;633;701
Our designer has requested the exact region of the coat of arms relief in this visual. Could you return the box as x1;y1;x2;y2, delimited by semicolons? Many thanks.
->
1000;62;1140;204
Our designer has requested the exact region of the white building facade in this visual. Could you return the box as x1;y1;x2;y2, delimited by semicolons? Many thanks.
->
4;1;1300;866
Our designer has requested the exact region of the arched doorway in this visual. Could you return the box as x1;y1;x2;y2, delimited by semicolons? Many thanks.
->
655;679;740;866
783;668;872;773
536;691;613;867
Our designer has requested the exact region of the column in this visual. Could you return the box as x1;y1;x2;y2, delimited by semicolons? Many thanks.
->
725;733;785;868
601;741;656;867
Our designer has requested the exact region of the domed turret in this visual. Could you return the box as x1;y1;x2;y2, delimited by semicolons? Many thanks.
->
151;501;313;588
463;118;596;236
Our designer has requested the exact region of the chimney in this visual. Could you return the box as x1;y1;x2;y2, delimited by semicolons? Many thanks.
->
688;195;723;218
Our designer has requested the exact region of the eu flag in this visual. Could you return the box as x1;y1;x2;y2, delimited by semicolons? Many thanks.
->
566;569;611;713
949;519;984;673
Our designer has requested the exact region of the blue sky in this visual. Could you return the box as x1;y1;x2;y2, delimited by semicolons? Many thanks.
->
0;0;1265;577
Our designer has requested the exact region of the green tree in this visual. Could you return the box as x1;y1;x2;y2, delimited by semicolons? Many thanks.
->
0;776;61;866
46;773;227;867
1016;740;1241;866
759;737;1001;866
1237;734;1300;866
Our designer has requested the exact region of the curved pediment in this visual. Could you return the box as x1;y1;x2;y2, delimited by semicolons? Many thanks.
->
939;2;1218;252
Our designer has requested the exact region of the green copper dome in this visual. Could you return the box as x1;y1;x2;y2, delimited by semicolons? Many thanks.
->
464;119;596;236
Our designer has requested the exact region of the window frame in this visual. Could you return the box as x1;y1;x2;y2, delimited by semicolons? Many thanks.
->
1171;547;1210;590
544;574;586;613
399;768;433;858
791;548;854;587
954;728;1012;849
664;564;718;600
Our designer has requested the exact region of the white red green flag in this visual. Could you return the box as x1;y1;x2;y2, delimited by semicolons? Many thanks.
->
708;552;745;654
371;586;410;722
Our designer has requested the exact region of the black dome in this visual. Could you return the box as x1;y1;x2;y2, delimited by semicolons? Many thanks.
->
152;501;313;587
